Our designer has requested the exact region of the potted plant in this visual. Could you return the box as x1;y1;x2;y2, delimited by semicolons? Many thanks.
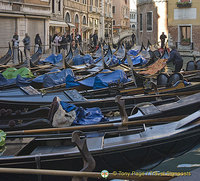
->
176;1;192;8
181;38;190;46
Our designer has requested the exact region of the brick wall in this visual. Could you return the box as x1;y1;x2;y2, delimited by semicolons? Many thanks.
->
137;2;158;46
192;26;200;51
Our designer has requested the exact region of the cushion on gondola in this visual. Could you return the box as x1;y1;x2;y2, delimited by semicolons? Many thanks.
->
186;61;196;71
167;73;183;87
157;73;169;86
196;60;200;70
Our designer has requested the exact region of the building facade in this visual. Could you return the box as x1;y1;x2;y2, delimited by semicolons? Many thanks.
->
0;0;50;54
63;0;89;41
168;0;200;51
130;9;137;30
112;0;130;36
137;0;168;47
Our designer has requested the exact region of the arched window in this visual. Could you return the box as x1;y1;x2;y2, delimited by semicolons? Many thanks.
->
132;24;135;29
75;14;79;24
83;16;87;25
65;12;70;23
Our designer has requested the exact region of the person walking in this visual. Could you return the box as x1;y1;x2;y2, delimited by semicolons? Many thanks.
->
160;32;167;49
131;33;135;45
23;33;31;67
166;45;183;72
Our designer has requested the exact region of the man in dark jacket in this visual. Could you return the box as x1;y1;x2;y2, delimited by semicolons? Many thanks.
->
160;32;167;48
92;31;98;48
35;34;42;46
166;45;183;72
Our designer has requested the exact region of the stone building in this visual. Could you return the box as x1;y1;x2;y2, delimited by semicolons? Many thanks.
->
63;0;89;41
49;0;67;37
0;0;50;54
112;0;130;36
168;0;200;51
130;9;137;30
137;0;168;47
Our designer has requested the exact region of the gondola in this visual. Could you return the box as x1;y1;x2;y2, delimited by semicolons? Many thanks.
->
0;91;200;131
0;43;12;65
0;110;200;181
16;46;43;69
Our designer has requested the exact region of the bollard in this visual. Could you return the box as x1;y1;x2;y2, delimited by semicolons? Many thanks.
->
13;45;19;65
51;43;56;55
34;44;39;53
62;49;66;69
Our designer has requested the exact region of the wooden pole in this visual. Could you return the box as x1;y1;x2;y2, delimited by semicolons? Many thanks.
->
6;115;185;135
0;167;173;181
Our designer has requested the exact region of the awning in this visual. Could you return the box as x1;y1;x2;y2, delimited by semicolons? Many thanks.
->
82;26;92;32
67;23;75;27
49;20;68;27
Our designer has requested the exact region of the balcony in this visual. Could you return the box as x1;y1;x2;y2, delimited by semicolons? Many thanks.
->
176;2;192;8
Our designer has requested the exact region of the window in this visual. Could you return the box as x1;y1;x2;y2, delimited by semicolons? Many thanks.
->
58;0;61;12
90;0;93;6
132;24;135;29
147;12;153;31
52;0;55;13
83;0;87;4
125;0;127;4
112;6;115;13
83;16;87;25
113;20;115;25
140;13;143;31
75;14;79;23
66;12;70;23
95;0;98;7
180;26;191;44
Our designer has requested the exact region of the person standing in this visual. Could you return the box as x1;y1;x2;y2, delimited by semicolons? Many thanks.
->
131;33;135;45
53;32;62;53
12;32;19;47
34;34;42;53
23;33;31;67
160;32;167;48
166;45;183;72
92;31;98;48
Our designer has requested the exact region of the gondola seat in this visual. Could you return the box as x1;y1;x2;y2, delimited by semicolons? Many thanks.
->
186;61;196;71
168;73;183;87
196;60;200;70
157;73;169;87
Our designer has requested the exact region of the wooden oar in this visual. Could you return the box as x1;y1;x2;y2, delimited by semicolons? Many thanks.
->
0;167;172;181
6;115;185;135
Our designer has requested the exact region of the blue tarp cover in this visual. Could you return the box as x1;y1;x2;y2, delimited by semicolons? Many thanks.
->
72;54;94;65
60;101;108;125
66;69;129;89
0;74;31;87
42;54;63;64
33;69;74;87
128;49;140;56
124;55;147;66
